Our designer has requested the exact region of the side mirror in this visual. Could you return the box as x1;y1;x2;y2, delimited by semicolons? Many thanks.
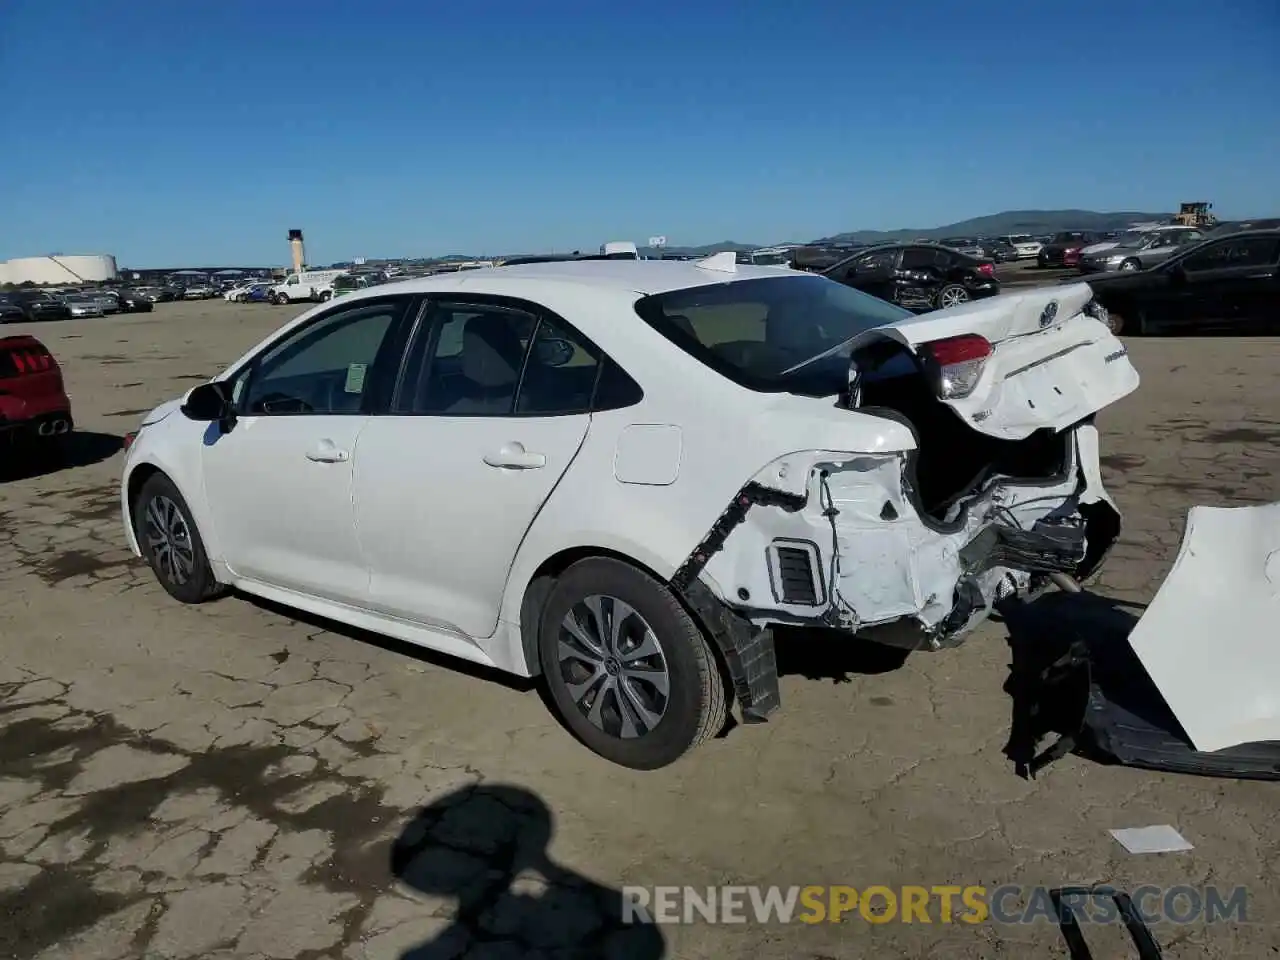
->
534;337;575;368
181;381;233;422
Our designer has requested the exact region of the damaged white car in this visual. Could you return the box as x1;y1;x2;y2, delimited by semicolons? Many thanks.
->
120;255;1137;769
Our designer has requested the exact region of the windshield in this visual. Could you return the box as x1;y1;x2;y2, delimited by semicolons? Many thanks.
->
633;274;909;395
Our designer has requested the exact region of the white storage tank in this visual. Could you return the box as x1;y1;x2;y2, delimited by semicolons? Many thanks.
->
0;254;118;286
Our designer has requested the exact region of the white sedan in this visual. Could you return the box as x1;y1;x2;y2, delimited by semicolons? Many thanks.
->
120;256;1139;768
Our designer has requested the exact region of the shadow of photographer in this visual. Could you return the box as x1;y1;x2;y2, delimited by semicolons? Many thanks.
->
390;784;666;959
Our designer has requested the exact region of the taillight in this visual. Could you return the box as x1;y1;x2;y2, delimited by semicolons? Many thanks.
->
0;347;53;378
123;431;137;450
978;262;995;277
921;334;992;399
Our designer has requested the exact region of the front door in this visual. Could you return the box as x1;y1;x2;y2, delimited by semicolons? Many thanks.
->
1170;235;1280;331
355;299;598;639
841;247;900;302
201;295;414;604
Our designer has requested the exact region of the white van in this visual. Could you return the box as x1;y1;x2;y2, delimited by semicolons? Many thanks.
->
269;269;347;305
598;240;639;260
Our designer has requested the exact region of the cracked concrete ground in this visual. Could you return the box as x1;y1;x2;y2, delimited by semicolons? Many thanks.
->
1;300;1278;958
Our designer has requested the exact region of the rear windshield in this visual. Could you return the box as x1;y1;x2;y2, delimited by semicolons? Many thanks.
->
633;274;909;395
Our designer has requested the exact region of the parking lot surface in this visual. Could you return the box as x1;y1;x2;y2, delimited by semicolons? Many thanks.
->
2;299;1278;959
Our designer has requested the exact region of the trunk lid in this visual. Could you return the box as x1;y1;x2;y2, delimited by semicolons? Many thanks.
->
848;283;1139;440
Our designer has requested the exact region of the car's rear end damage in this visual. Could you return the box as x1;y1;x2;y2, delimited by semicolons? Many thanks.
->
671;284;1137;719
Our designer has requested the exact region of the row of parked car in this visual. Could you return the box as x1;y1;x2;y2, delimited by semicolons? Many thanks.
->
0;287;161;322
792;227;1280;334
221;270;390;305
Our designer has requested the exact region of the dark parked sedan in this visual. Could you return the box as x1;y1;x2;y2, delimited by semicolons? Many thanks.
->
822;242;1000;311
0;298;27;323
1078;229;1280;334
4;291;72;322
111;288;155;313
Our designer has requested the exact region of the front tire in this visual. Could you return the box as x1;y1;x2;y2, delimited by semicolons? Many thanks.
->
538;558;727;769
134;473;225;604
1107;309;1146;336
1119;258;1142;272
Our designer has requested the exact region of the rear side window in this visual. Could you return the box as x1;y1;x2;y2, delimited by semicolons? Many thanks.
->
516;315;600;415
400;299;642;417
901;248;944;270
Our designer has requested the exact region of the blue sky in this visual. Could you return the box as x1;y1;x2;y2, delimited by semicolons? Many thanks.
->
2;1;1277;266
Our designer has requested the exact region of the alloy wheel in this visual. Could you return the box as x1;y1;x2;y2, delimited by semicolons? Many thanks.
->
144;495;195;585
557;594;670;739
939;287;970;308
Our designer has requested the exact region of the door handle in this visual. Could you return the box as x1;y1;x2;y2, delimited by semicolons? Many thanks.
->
305;439;350;463
483;442;546;470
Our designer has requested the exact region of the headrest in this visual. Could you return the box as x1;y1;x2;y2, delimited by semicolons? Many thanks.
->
462;314;525;388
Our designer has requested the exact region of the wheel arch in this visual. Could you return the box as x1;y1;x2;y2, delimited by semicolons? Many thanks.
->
122;452;219;562
514;545;731;697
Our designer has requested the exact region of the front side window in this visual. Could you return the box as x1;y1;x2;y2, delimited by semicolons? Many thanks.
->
851;248;898;272
634;274;910;395
240;299;406;415
1182;237;1280;273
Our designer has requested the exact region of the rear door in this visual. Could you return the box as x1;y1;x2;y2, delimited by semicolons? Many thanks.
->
353;297;599;640
892;247;946;309
847;282;1139;440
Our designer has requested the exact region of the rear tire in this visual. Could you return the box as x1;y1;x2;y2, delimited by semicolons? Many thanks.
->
319;290;332;302
133;473;226;604
935;283;970;309
538;558;727;769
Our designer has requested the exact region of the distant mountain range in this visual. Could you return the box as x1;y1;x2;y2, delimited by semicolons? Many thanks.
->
635;209;1175;257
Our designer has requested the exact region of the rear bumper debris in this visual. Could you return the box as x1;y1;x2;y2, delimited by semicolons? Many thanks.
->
1006;503;1280;780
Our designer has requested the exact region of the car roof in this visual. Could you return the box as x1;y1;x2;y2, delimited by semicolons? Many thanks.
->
354;258;797;298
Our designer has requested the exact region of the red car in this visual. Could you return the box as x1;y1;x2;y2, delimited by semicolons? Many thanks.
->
0;335;73;453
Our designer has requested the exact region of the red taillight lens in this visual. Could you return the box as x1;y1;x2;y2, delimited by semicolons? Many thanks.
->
978;262;995;277
921;334;992;399
123;431;137;450
924;334;992;366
